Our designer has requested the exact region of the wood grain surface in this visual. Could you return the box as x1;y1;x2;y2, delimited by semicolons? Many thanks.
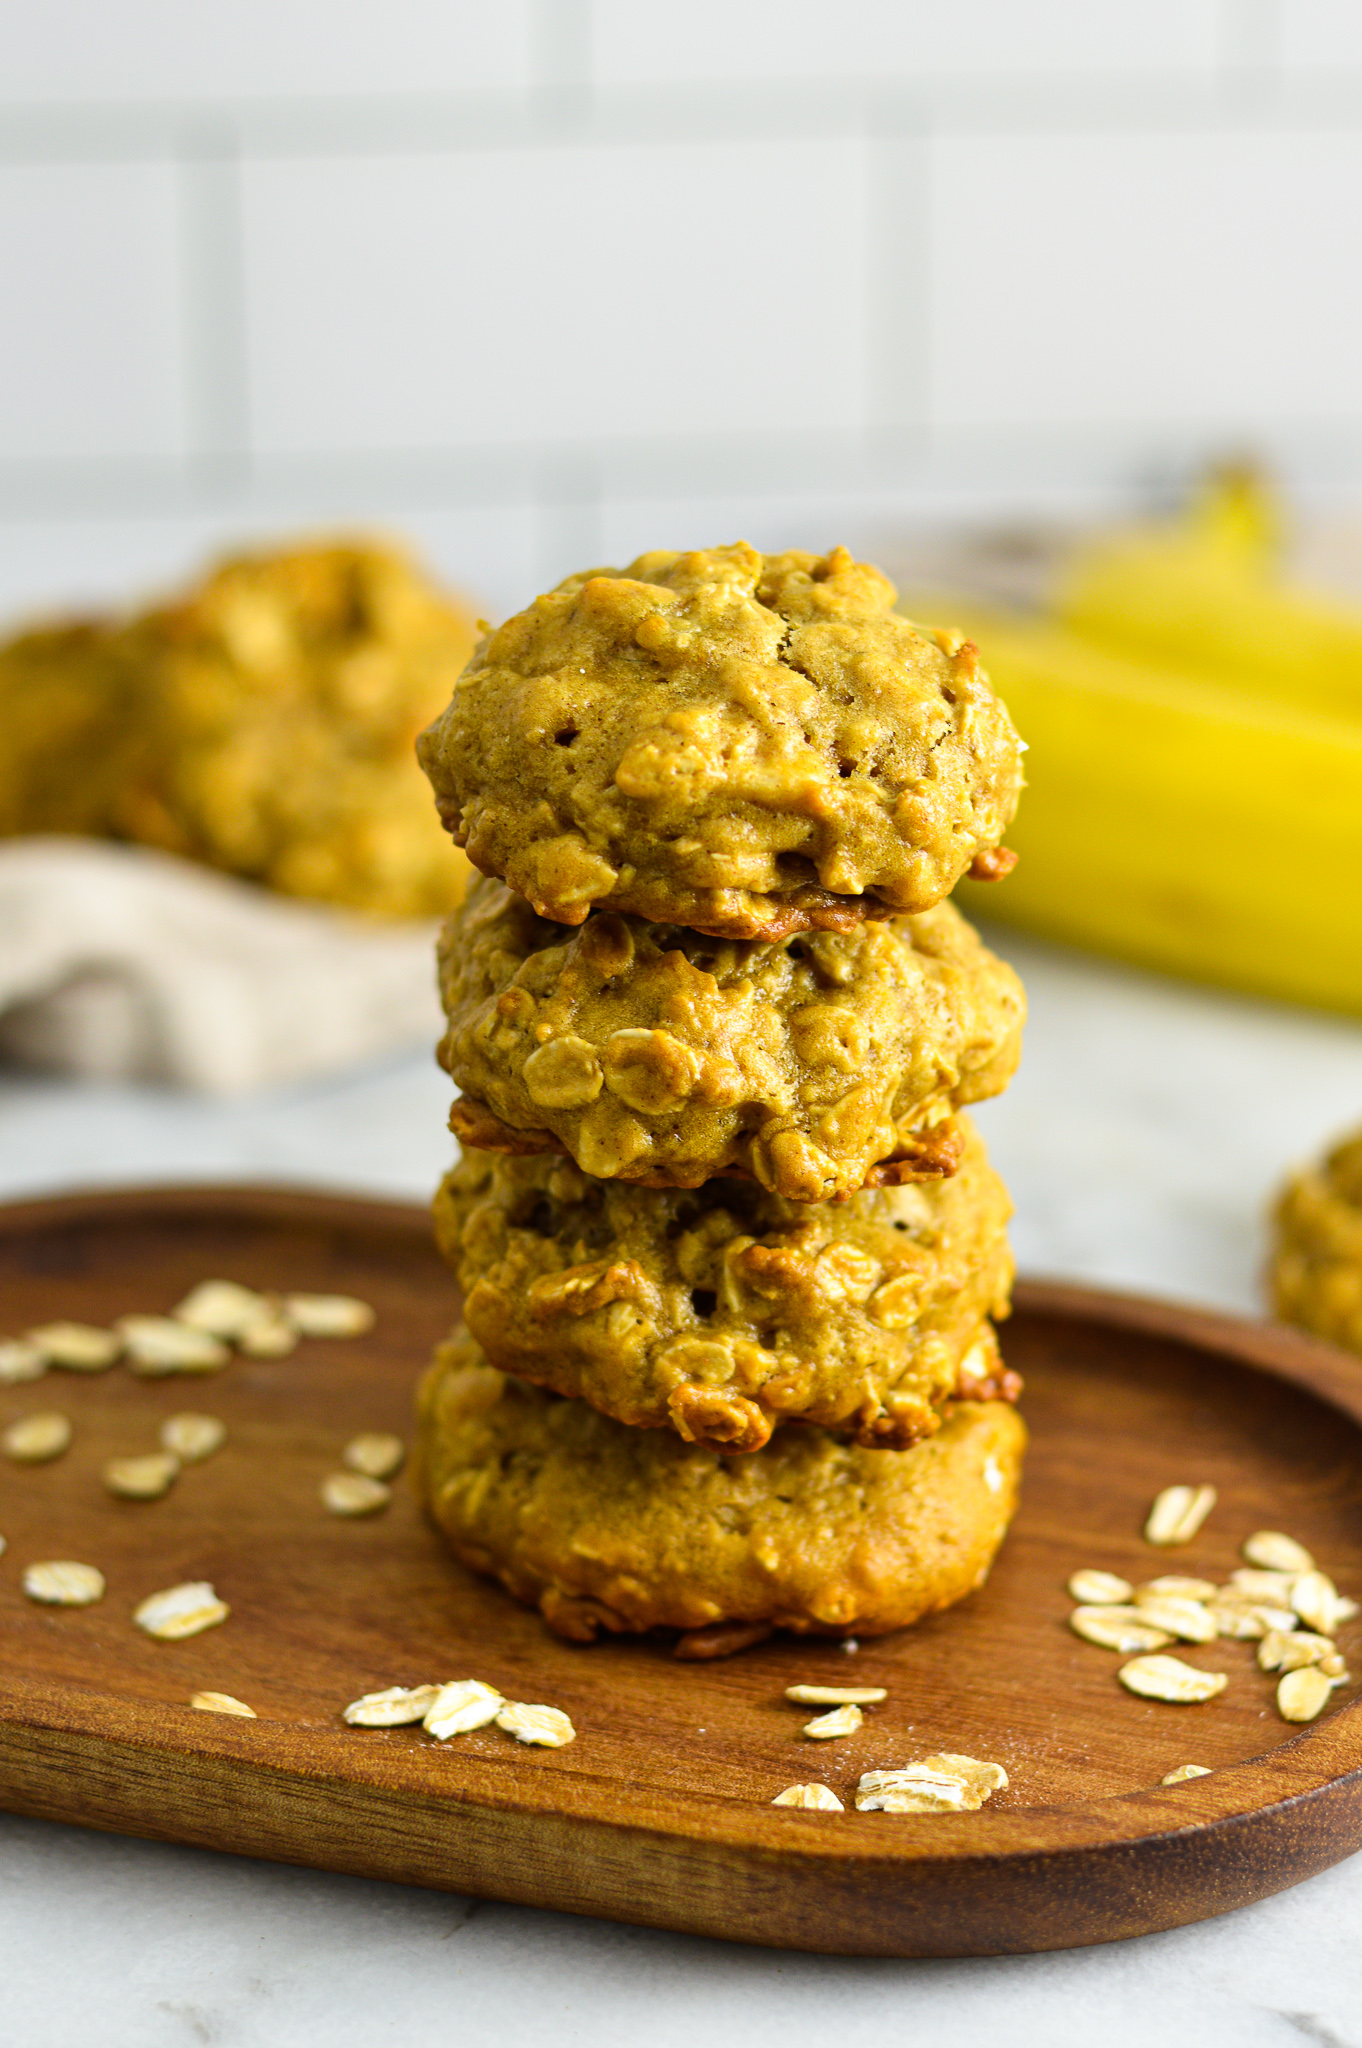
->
2;1183;1362;1957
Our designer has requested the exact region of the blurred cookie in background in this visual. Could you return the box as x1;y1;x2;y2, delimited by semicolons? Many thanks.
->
0;536;479;920
0;620;135;841
1272;1127;1362;1356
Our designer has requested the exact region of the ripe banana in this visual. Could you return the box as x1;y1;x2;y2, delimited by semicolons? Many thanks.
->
939;574;1362;1017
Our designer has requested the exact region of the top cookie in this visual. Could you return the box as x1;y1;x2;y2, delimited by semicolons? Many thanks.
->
417;543;1023;938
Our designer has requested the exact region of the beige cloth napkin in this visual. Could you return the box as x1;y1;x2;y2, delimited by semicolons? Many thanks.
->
0;838;443;1093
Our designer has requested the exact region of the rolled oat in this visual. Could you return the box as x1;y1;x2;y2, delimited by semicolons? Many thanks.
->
1277;1666;1332;1722
1144;1485;1217;1547
3;1411;72;1463
344;1685;441;1728
321;1472;391;1518
803;1704;863;1739
22;1559;104;1605
772;1783;844;1810
423;1679;504;1738
1068;1569;1134;1605
103;1452;179;1500
1118;1655;1227;1704
495;1701;576;1747
134;1580;229;1640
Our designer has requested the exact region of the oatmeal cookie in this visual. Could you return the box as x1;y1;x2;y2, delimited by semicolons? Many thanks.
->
415;1331;1026;1642
417;543;1023;937
111;538;478;918
433;1116;1015;1452
1272;1127;1362;1355
438;878;1023;1198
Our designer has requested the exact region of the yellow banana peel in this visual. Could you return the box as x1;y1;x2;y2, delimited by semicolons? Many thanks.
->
1058;472;1362;727
948;608;1362;1017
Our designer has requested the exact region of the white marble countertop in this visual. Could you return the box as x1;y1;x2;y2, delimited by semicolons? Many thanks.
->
3;927;1362;2045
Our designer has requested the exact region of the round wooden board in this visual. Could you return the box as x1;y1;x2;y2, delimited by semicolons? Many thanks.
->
1;1183;1362;1958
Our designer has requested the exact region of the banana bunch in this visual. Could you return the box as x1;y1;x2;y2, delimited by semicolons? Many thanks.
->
944;473;1362;1016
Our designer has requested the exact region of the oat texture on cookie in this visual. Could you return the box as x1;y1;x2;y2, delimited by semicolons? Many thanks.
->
438;878;1023;1197
433;1116;1016;1451
417;543;1022;937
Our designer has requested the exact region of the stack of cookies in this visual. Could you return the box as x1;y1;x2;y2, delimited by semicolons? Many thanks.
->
413;543;1030;1652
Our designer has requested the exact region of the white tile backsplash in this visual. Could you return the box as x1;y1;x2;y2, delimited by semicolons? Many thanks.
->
925;129;1362;433
0;162;186;463
1280;0;1362;68
241;140;869;456
0;1;532;105
588;0;1222;85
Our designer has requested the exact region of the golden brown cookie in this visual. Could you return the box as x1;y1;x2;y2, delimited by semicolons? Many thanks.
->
437;879;1023;1199
417;543;1022;937
0;539;478;918
1272;1127;1362;1355
415;1331;1026;1642
433;1116;1014;1452
109;538;478;919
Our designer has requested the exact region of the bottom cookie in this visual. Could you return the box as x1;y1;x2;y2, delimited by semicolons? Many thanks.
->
415;1330;1026;1642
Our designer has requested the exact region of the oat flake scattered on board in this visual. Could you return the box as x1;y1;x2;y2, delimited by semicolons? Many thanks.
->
159;1412;226;1463
26;1321;120;1372
423;1680;504;1739
855;1754;1005;1815
343;1685;441;1728
1161;1764;1212;1784
191;1692;256;1718
321;1471;391;1517
1243;1531;1314;1574
1291;1571;1347;1637
803;1704;863;1739
772;1783;844;1810
134;1580;229;1640
117;1315;229;1376
284;1293;375;1338
1144;1485;1217;1547
1068;1569;1133;1606
1118;1655;1227;1704
1277;1666;1333;1723
1258;1629;1335;1674
3;1411;72;1463
784;1684;887;1706
237;1316;299;1359
1129;1596;1218;1644
495;1701;576;1747
1070;1606;1173;1655
22;1560;104;1606
103;1452;179;1500
342;1432;405;1481
173;1281;273;1340
1139;1576;1219;1602
0;1339;46;1385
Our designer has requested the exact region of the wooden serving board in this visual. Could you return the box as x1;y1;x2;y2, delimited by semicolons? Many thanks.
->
2;1184;1362;1958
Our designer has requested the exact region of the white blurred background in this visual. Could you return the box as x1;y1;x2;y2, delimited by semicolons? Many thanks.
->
4;0;1362;622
